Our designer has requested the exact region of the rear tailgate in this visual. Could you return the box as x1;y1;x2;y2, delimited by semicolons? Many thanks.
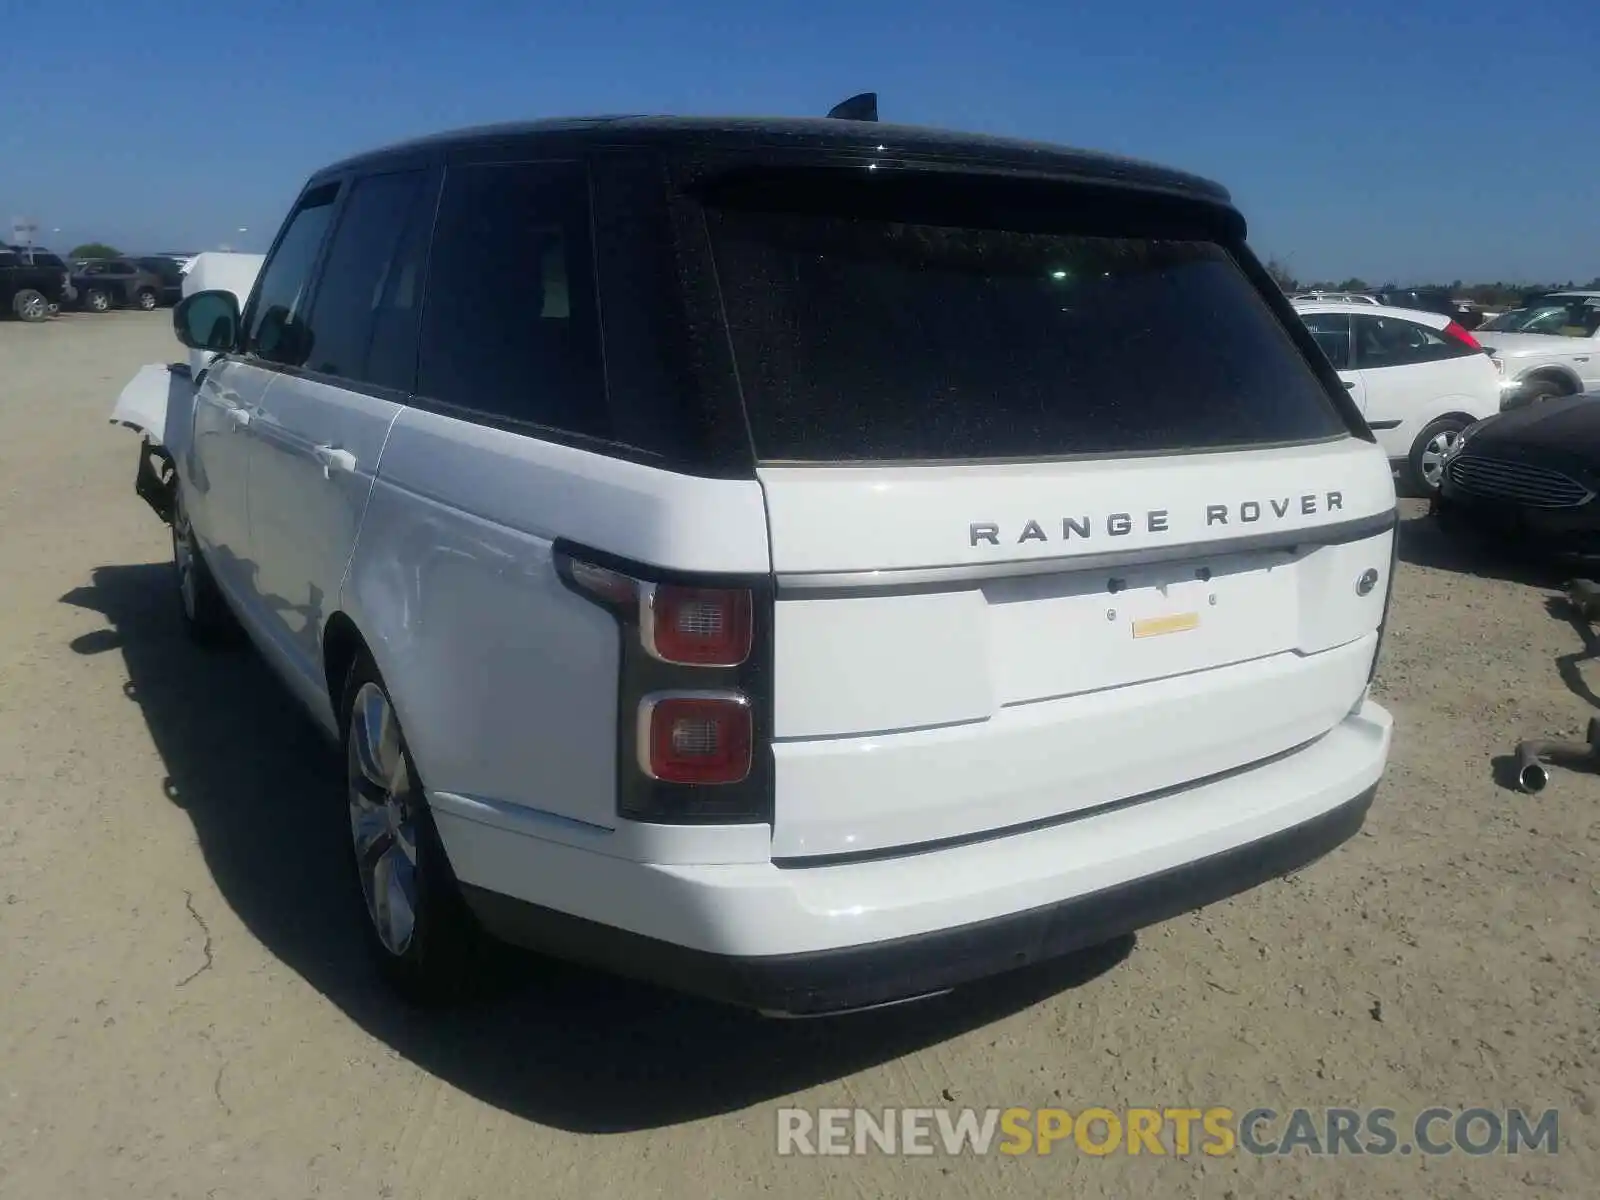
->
696;165;1393;860
760;441;1393;857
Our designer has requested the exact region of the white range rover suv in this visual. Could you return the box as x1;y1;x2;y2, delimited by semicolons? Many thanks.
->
151;115;1396;1015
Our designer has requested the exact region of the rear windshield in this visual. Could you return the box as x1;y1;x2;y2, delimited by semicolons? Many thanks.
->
703;200;1346;462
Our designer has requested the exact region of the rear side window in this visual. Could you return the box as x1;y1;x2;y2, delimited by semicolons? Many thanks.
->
702;200;1346;462
302;169;430;390
1353;314;1470;368
416;161;608;439
1301;311;1352;370
244;183;340;367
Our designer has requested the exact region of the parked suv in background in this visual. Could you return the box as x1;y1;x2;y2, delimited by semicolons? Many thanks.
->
1474;292;1600;407
1296;301;1501;494
71;257;163;311
135;256;186;305
157;114;1396;1014
0;245;69;321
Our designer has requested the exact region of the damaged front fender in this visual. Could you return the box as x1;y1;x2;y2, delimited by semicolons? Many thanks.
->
110;361;197;525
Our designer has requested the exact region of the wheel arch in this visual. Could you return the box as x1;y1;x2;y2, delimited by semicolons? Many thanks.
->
1422;409;1482;432
320;609;429;784
321;611;368;739
1517;365;1583;394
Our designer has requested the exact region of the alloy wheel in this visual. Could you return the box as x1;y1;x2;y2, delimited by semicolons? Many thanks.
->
1419;429;1459;490
19;294;47;320
347;683;420;956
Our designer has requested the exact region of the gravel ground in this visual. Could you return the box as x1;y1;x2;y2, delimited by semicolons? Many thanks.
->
1;310;1596;1199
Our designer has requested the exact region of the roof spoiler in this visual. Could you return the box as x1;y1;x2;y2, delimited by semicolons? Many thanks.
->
825;92;878;121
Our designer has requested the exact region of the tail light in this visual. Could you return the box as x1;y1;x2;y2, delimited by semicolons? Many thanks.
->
643;585;753;666
555;542;771;824
638;692;752;784
1443;321;1482;352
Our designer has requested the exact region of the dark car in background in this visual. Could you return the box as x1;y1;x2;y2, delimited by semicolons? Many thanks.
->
70;257;164;312
135;256;186;305
1378;287;1482;330
0;245;70;321
1434;394;1600;557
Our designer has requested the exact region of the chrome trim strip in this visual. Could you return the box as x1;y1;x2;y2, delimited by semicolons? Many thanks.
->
775;509;1399;594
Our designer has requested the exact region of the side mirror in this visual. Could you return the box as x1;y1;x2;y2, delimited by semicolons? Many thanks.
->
172;289;241;352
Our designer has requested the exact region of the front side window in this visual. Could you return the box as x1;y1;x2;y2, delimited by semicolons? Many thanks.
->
300;169;429;388
416;161;608;439
244;183;339;367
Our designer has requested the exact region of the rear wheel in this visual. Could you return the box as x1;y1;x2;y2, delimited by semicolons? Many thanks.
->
342;654;483;1004
1406;416;1470;496
172;487;240;645
12;289;49;322
136;288;158;311
85;288;110;313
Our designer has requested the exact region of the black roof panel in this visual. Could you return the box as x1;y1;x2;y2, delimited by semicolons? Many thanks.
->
312;115;1233;208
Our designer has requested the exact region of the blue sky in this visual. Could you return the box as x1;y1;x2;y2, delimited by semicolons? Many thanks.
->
5;0;1595;282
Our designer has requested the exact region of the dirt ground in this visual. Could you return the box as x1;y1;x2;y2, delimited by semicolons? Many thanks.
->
1;311;1595;1199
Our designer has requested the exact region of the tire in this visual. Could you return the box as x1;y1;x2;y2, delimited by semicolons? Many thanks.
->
1516;378;1568;407
1405;415;1471;497
171;486;241;645
341;653;483;1004
12;289;50;322
85;288;110;313
136;288;158;311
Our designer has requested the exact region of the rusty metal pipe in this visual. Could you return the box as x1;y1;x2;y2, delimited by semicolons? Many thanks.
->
1512;717;1600;793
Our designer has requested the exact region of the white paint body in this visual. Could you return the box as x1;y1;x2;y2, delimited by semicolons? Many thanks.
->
1294;301;1503;463
142;350;1396;953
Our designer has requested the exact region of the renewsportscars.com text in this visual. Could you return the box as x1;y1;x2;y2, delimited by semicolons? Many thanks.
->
776;1106;1560;1158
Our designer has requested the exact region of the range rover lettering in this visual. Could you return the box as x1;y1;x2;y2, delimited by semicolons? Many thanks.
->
134;109;1395;1015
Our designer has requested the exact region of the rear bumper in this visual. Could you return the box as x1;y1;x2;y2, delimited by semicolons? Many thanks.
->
438;700;1391;1014
464;784;1374;1015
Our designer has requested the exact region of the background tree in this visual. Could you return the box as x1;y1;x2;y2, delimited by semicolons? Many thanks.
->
1263;256;1298;292
68;242;120;259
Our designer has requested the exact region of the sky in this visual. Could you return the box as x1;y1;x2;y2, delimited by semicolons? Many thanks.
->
4;0;1596;283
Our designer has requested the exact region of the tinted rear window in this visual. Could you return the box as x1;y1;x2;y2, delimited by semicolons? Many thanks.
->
703;203;1346;462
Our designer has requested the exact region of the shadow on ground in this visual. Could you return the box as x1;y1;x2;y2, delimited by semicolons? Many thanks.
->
62;561;1131;1133
1395;506;1571;589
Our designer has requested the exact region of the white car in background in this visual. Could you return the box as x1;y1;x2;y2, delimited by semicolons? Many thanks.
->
1474;292;1600;407
1295;301;1502;495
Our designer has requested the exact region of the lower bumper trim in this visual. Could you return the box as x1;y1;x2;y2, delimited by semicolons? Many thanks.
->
461;784;1376;1016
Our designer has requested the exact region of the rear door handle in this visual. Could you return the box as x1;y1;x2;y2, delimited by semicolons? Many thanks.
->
312;444;357;478
1343;380;1357;390
226;406;252;429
